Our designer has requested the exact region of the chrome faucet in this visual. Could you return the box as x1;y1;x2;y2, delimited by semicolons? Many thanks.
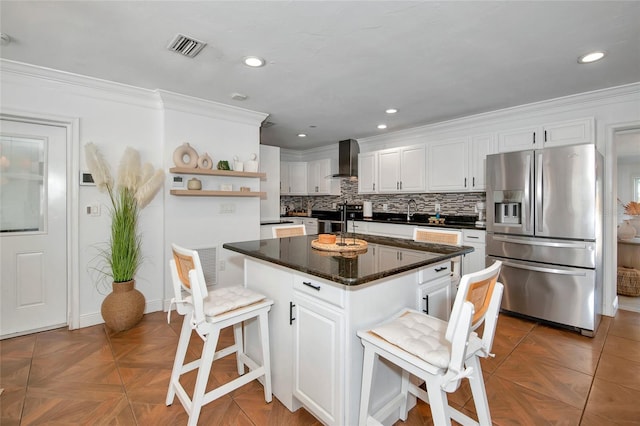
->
407;199;417;221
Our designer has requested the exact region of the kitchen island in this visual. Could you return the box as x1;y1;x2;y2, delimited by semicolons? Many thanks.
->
223;234;473;425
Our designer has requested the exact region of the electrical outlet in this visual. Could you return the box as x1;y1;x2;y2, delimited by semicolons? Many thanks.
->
383;204;388;211
435;203;441;212
220;204;236;214
218;260;225;271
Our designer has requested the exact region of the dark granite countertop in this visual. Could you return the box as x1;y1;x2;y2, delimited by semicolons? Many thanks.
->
223;233;473;286
285;210;486;230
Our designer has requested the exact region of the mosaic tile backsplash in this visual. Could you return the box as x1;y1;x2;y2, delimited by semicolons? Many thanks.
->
281;179;486;216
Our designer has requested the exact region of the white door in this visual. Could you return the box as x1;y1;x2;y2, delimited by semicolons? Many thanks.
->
1;119;67;337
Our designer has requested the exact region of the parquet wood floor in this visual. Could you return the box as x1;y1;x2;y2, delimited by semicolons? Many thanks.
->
2;309;639;425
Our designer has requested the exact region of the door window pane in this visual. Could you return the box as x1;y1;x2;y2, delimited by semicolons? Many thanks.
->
0;135;45;233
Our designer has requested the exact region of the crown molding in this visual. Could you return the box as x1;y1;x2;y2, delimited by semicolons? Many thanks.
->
0;59;162;109
156;90;268;127
359;82;640;147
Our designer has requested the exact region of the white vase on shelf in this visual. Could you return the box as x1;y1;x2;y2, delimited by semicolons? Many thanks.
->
628;216;640;236
618;220;637;240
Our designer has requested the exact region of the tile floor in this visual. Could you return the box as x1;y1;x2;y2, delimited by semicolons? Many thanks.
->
1;309;639;425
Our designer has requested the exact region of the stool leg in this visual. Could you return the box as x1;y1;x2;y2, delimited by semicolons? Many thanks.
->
188;327;220;426
399;369;410;421
467;356;492;426
424;376;451;426
358;343;378;426
233;322;244;375
259;311;273;402
166;313;193;406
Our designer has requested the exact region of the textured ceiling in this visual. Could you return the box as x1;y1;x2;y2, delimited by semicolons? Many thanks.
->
1;1;639;150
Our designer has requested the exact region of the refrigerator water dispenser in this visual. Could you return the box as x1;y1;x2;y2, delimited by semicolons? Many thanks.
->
495;202;521;224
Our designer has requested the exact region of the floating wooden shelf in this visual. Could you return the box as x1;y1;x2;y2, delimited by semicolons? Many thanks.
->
170;189;266;197
169;167;266;179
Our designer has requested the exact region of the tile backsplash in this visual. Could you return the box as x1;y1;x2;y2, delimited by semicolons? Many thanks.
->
281;179;486;216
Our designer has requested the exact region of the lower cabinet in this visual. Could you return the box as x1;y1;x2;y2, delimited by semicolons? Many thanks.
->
417;275;452;321
462;229;486;275
244;258;451;425
292;291;344;425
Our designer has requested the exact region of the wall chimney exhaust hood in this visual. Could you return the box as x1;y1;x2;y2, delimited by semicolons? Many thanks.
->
331;139;359;179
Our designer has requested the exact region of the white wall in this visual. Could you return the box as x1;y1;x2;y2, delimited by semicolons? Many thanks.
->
159;91;267;304
1;60;267;327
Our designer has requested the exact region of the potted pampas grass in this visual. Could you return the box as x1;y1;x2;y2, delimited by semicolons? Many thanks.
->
85;143;164;331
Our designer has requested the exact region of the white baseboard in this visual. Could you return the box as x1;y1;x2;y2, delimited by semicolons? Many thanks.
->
78;298;165;329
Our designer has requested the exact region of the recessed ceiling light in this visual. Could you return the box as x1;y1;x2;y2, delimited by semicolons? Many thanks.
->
377;124;387;130
298;133;307;138
578;51;605;64
243;56;266;67
385;108;398;114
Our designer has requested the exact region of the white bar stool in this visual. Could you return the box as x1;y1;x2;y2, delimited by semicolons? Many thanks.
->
357;260;503;426
166;243;274;426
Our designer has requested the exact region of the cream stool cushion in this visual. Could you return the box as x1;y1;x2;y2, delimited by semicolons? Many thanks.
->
185;286;265;316
372;311;449;368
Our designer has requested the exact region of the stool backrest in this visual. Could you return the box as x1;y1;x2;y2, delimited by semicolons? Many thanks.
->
272;224;306;238
170;244;208;320
447;260;503;354
413;228;462;245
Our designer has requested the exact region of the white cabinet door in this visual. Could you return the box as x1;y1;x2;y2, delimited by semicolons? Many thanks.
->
293;292;344;426
497;118;594;153
302;218;318;235
280;161;290;195
400;145;426;192
288;162;308;195
462;229;486;275
378;149;401;192
428;138;469;192
469;134;495;191
543;117;594;148
358;152;378;194
497;126;539;153
377;145;425;193
417;276;452;321
307;159;332;195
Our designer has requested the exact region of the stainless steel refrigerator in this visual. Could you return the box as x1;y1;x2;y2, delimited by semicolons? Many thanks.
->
486;144;603;336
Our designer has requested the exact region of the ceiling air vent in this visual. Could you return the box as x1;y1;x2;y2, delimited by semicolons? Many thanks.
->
167;33;207;58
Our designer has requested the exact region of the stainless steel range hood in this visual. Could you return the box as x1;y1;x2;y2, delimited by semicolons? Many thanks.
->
331;139;359;178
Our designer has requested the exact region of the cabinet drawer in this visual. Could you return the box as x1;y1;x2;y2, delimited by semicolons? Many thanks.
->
294;274;345;308
463;229;486;243
418;261;451;284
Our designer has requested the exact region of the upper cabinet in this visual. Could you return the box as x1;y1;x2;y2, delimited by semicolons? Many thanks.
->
428;138;469;192
281;159;338;196
307;159;338;195
378;144;426;193
358;152;378;194
281;161;307;195
427;134;495;192
497;117;594;153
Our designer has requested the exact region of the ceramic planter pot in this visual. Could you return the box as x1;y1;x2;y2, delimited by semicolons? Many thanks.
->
101;280;145;332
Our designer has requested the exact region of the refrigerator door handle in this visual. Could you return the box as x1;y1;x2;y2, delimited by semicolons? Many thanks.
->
523;153;532;234
502;260;587;277
492;235;588;249
535;151;544;233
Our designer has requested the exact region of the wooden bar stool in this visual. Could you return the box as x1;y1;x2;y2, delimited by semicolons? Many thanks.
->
357;260;503;426
166;243;274;426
